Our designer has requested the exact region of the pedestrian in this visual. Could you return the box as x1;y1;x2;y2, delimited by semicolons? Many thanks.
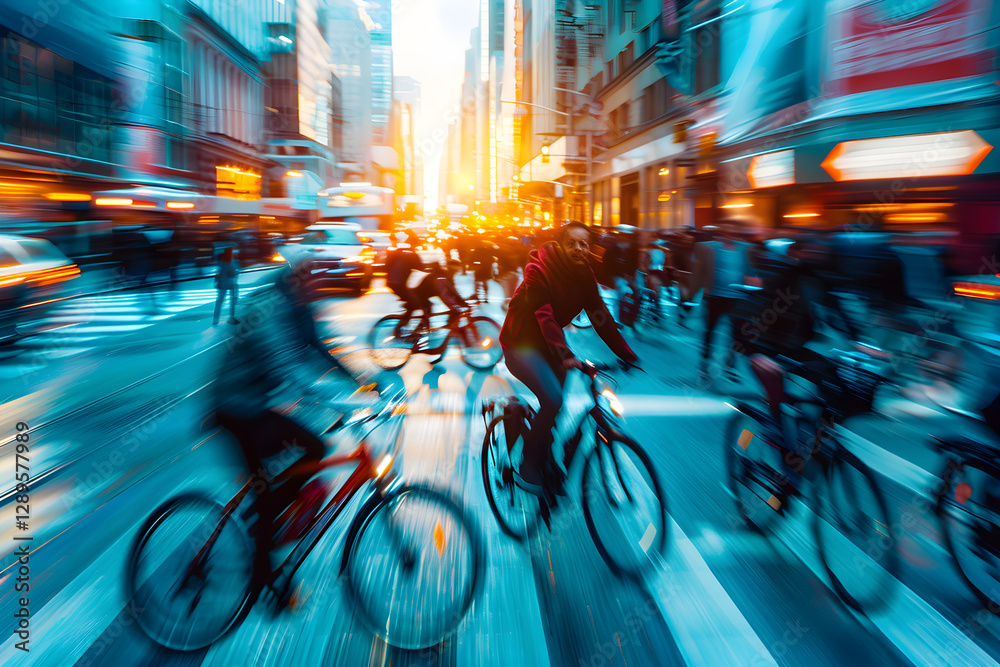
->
496;236;525;310
471;237;496;303
690;223;750;383
213;247;241;325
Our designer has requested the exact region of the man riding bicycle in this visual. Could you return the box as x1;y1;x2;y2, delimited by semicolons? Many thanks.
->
500;222;638;494
397;259;471;337
733;239;845;490
385;237;424;317
213;259;356;586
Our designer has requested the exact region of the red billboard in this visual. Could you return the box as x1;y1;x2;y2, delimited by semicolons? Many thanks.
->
827;0;994;96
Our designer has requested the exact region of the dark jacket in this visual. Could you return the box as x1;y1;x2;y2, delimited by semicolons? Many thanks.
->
385;246;422;286
414;267;468;311
500;242;636;366
214;268;343;419
732;249;815;357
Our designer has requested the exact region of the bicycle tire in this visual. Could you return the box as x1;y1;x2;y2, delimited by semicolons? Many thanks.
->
369;314;414;370
936;456;1000;611
582;433;669;577
341;484;483;650
813;448;899;612
481;413;545;540
459;316;502;369
125;493;256;651
723;410;789;534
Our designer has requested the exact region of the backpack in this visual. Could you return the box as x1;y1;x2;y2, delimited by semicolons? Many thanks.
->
731;253;815;357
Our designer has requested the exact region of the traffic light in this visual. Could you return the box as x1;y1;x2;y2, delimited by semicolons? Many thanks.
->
541;143;550;164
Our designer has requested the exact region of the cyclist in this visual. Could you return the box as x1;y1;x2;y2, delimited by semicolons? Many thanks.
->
603;234;641;325
733;239;837;491
500;222;638;494
470;236;496;303
385;237;424;318
399;259;471;337
213;259;353;586
637;232;669;320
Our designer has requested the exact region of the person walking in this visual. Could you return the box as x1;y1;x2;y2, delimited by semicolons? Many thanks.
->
213;247;241;325
690;224;750;383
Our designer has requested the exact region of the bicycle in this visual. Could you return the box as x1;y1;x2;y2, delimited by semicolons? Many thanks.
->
929;405;1000;611
125;387;483;651
369;309;502;370
723;346;900;611
480;360;669;577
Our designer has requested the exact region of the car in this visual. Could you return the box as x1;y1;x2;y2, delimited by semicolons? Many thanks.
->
0;234;81;340
356;231;393;272
276;223;375;295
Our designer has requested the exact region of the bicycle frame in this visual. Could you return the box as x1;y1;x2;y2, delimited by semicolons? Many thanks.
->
188;388;407;600
407;312;479;356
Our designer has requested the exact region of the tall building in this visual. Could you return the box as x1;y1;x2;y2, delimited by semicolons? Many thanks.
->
326;0;373;180
393;76;422;196
365;0;393;145
259;0;341;204
186;0;282;197
460;33;480;203
0;0;124;215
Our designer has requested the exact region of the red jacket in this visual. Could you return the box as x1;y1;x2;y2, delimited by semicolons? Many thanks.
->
500;242;636;365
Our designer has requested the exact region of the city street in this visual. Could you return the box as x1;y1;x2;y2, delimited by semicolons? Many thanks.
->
2;271;999;667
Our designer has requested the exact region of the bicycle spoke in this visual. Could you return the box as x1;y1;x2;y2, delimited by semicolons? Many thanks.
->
126;495;254;651
814;451;898;612
583;437;668;576
343;486;480;649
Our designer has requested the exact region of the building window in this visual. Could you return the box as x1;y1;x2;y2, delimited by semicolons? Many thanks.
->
0;28;113;161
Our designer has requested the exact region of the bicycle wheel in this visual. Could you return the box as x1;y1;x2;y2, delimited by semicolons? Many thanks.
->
813;448;899;612
125;493;255;651
459;316;502;369
481;413;544;540
937;458;1000;610
342;485;483;650
582;434;669;577
723;410;789;534
369;315;414;370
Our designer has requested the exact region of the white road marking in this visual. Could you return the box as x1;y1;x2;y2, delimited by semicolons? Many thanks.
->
649;517;779;666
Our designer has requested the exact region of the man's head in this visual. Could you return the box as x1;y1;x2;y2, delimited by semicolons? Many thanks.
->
558;222;592;265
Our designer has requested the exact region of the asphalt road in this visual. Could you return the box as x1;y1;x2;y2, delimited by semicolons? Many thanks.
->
1;266;999;666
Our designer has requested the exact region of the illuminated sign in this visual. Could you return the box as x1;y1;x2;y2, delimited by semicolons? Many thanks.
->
748;150;795;188
821;130;992;181
216;166;261;200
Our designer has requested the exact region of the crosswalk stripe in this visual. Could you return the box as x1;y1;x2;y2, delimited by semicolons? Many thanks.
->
649;517;780;666
768;493;997;666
